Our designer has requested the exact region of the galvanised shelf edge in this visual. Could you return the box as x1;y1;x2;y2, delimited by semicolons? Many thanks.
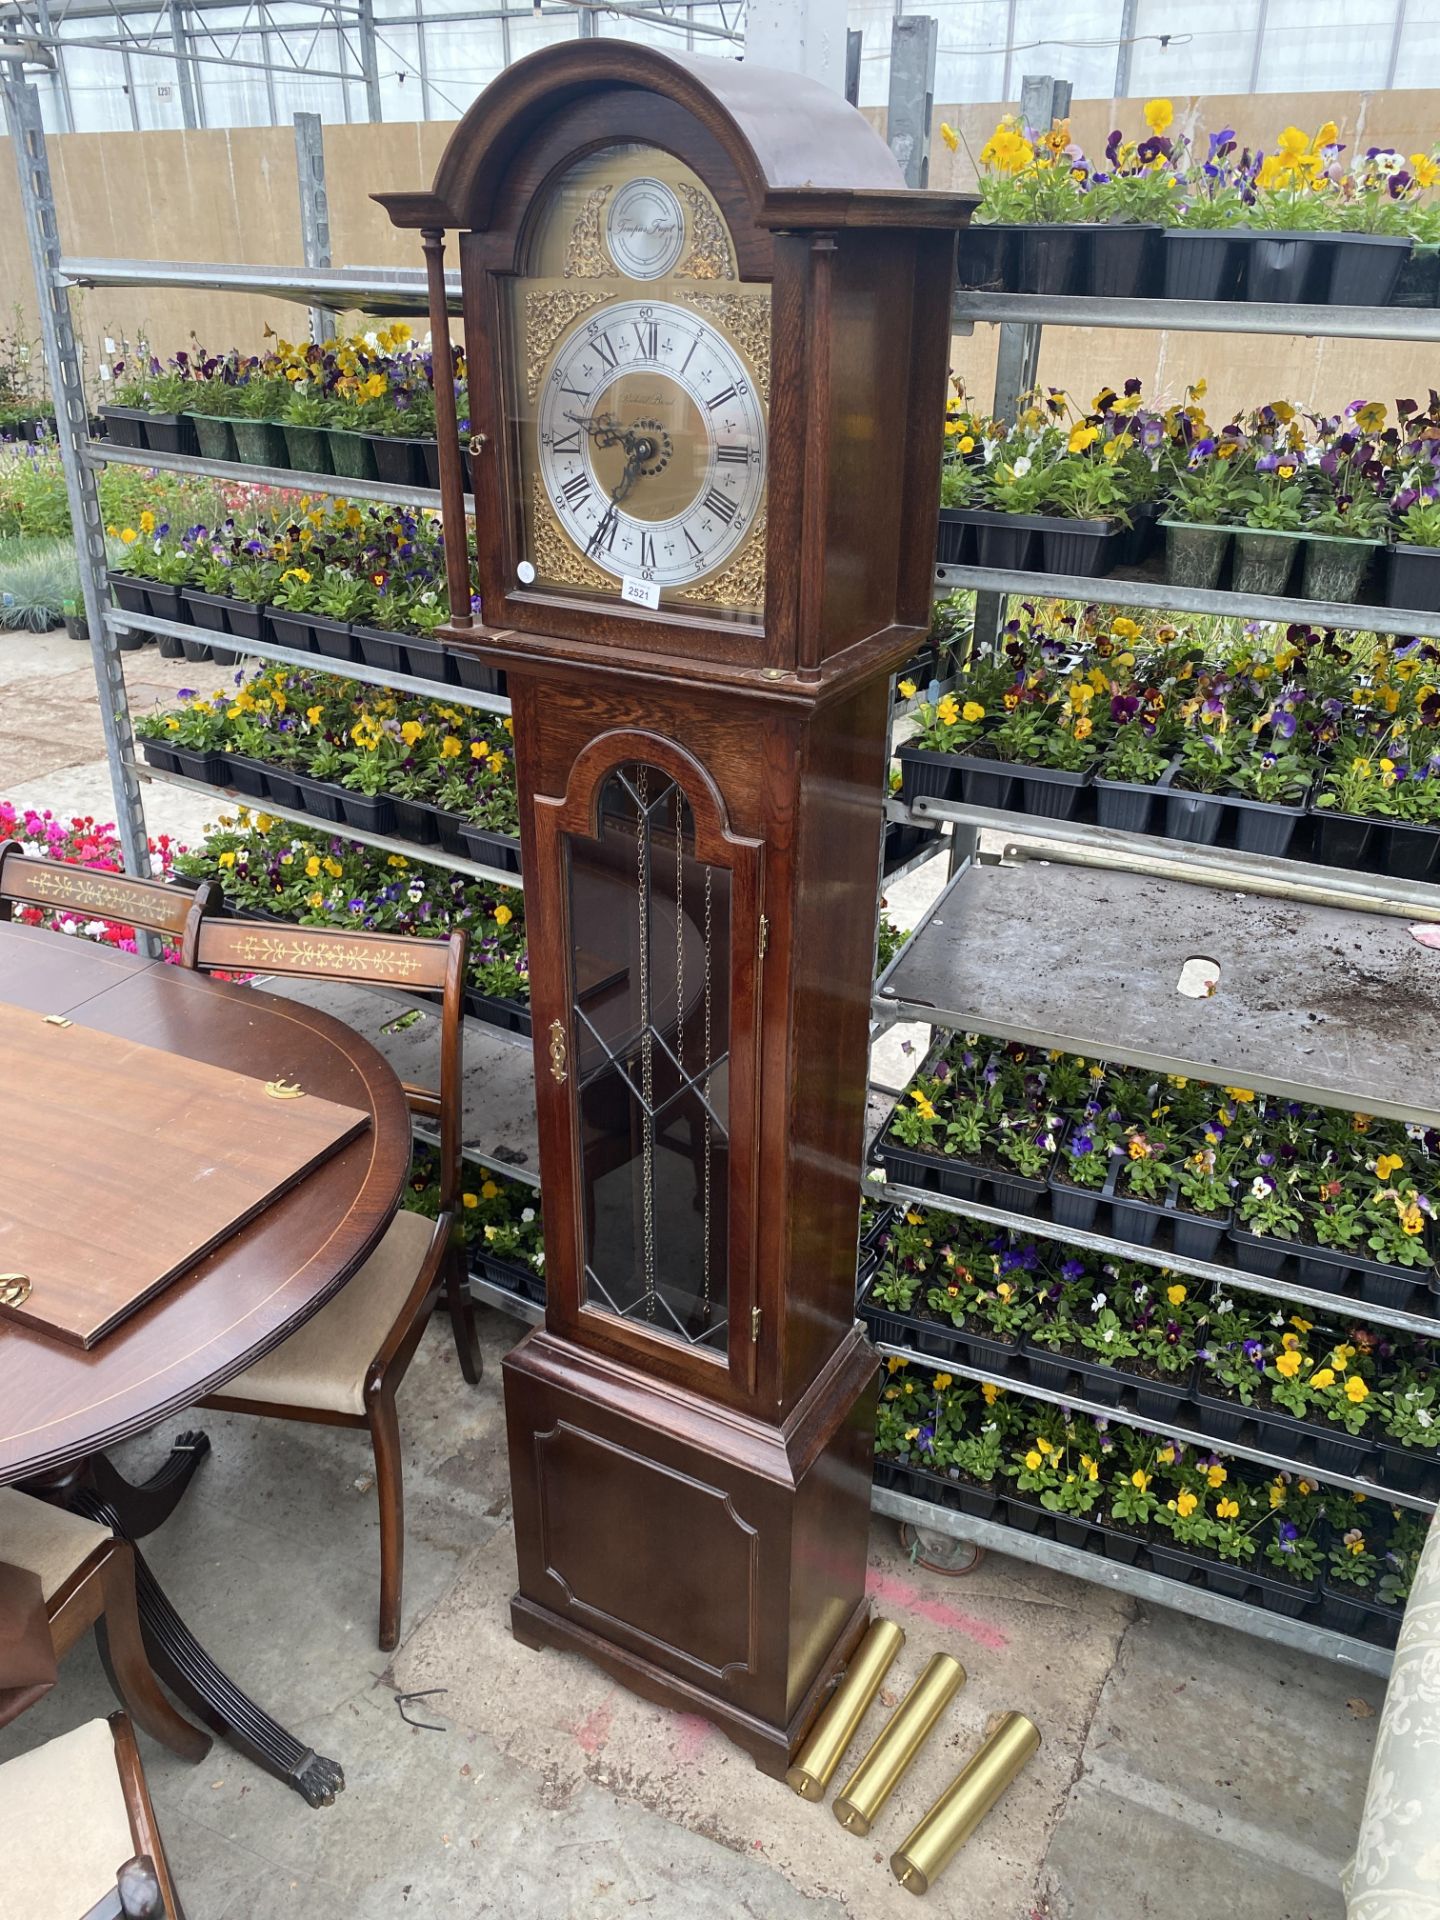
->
130;760;524;892
59;257;459;316
106;609;512;719
84;438;443;512
870;1487;1394;1677
871;1339;1438;1514
951;288;1440;346
871;1180;1440;1340
929;560;1440;642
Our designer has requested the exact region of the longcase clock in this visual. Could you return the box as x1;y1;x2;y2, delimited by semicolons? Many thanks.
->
377;42;973;1776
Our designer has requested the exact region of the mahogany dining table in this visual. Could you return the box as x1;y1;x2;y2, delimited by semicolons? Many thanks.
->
0;918;413;1804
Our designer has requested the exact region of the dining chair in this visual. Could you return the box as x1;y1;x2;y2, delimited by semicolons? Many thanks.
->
0;1488;209;1763
0;1712;185;1919
0;842;219;961
187;920;480;1651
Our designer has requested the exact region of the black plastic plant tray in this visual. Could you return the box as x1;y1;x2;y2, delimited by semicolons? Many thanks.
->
1374;1440;1435;1495
458;824;522;875
391;796;440;846
471;1248;544;1308
1191;1377;1376;1476
873;1457;1004;1521
1316;1579;1403;1641
859;1285;1021;1373
1143;1532;1321;1616
1093;774;1163;834
464;987;532;1037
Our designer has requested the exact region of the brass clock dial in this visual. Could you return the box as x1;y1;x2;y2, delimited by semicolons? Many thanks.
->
508;145;769;622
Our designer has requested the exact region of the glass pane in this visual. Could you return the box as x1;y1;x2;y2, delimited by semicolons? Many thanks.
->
567;764;731;1357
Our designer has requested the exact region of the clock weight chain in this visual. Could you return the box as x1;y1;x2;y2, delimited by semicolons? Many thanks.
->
635;765;657;1321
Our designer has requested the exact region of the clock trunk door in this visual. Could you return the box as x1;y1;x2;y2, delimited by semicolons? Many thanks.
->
532;735;762;1400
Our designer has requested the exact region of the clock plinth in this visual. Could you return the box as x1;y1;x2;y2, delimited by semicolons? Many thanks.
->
377;40;973;1774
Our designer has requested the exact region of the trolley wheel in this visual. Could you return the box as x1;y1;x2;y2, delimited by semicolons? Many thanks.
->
899;1521;985;1577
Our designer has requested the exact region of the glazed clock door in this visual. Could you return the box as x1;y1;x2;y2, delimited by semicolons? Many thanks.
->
532;732;763;1399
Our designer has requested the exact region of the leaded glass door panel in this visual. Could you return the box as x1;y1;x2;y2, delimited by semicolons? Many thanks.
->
532;731;762;1396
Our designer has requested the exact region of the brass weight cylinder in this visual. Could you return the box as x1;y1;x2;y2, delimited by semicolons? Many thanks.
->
786;1620;906;1800
832;1653;967;1837
891;1711;1041;1896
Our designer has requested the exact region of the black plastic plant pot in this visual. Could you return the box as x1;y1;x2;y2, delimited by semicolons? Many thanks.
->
953;752;1017;811
935;508;975;565
1047;1176;1100;1231
1162;230;1242;301
282;423;332;474
313;621;359;663
367;434;429;487
354;624;409;675
1228;791;1308;857
1358;1264;1430;1311
1016;764;1093;822
1086;223;1163;300
1238;231;1323;303
1131;1373;1196;1423
471;1249;543;1309
1311;1433;1376;1476
1099;1529;1144;1567
1162;787;1225;847
1317;1587;1401;1641
1040;521;1122;579
1384;543;1440;613
1190;1385;1247;1443
1300;534;1379;604
115;628;149;653
1320;232;1410;308
97;404;149;448
339;791;396;833
138;740;182;775
454;653;505;695
180;588;229;634
225;754;271;800
972;512;1042;573
232;419;288;467
1108;1195;1164;1248
290;774;345;824
458;824;523;876
1022;1348;1073;1393
155;633;185;660
391;797;439;846
954;223;1016;292
139;411;199;457
219;597;265;642
1375;1443;1430;1495
1247;1397;1377;1478
1170;1213;1229;1262
1383;822;1440;882
327;429;378;481
1057;1351;1126;1404
1094;775;1160;834
266;609;319;655
464;987;532;1036
1012;222;1089;296
403;635;458;685
261;768;306;811
1227;1228;1291;1277
435;812;467;858
990;1171;1047;1215
1161;520;1230;590
190;414;238;463
1391;244;1440;310
419;438;441;488
1293;1251;1351;1296
1230;530;1299;598
170;746;229;784
142;583;186;624
180;636;213;664
874;1141;939;1193
896;743;964;808
882;821;944;878
1311;810;1378;871
210;646;239;668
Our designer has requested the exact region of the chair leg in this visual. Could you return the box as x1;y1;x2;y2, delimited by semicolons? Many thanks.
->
443;1244;483;1387
367;1388;405;1653
95;1545;212;1765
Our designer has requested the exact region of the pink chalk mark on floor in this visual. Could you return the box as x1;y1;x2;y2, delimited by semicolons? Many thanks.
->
866;1569;1009;1652
572;1702;614;1754
673;1713;710;1763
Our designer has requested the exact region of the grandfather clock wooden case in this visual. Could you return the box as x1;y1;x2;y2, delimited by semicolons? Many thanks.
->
379;43;971;1774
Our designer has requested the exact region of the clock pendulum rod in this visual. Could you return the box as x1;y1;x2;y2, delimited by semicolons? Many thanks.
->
635;765;658;1322
700;856;713;1333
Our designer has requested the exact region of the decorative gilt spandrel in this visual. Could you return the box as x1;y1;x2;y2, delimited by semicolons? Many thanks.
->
679;509;766;608
674;292;770;403
563;184;614;279
530;476;613;592
524;288;609;401
674;182;735;281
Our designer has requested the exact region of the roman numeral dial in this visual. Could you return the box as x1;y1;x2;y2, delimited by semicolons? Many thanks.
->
532;297;766;606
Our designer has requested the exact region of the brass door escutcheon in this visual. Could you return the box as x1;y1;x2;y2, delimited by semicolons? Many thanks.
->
548;1020;568;1084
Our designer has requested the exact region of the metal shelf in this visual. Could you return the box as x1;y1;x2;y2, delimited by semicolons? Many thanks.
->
873;1339;1438;1514
109;609;511;718
468;1268;544;1325
887;797;1440;922
929;560;1440;642
870;1486;1394;1677
951;288;1440;346
876;861;1440;1129
60;257;458;317
132;761;524;891
85;439;444;513
874;1180;1440;1339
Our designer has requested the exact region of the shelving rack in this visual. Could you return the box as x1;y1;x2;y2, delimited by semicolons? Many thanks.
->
863;283;1440;1675
10;53;1434;1674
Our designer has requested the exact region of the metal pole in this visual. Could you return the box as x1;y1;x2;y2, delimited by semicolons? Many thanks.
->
885;14;937;189
357;0;382;120
33;0;72;131
844;25;861;107
293;112;339;344
1019;73;1071;132
1112;0;1137;100
1;70;153;885
167;0;199;127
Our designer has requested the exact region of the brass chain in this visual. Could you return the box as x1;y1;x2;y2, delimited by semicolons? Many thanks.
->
636;766;657;1316
701;860;713;1325
674;786;684;1077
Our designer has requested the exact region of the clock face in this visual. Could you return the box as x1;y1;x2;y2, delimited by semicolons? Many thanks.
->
536;299;766;593
507;145;770;624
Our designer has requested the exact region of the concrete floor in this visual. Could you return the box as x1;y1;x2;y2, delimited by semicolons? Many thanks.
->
0;628;1387;1918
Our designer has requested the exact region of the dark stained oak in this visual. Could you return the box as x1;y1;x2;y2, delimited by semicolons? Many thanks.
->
0;922;411;1484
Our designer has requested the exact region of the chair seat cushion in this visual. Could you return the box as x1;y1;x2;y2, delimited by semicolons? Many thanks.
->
209;1209;438;1416
0;1490;113;1600
0;1717;137;1917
